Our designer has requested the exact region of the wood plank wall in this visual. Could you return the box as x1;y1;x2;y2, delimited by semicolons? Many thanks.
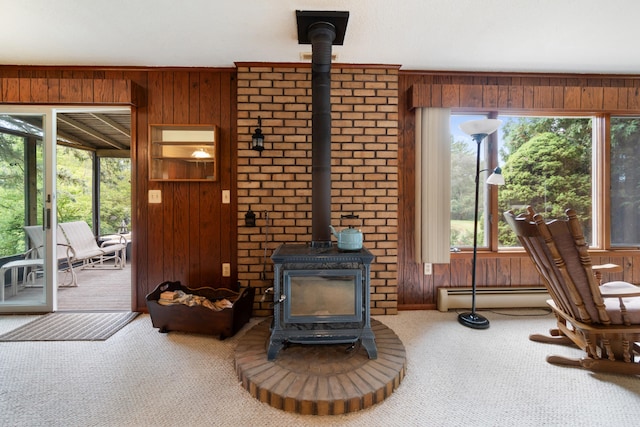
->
398;71;640;309
4;66;640;312
142;70;237;311
0;67;237;311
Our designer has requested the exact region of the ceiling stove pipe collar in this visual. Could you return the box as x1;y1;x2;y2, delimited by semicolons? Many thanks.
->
308;22;336;71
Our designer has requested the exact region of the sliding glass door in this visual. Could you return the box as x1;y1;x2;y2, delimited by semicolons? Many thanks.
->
0;108;56;312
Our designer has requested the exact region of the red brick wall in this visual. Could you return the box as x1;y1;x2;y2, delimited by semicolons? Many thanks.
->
236;64;399;315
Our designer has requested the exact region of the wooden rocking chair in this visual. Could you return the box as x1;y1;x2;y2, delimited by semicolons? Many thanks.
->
504;206;640;375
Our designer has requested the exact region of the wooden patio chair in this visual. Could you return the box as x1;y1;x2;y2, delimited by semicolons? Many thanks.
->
504;206;640;375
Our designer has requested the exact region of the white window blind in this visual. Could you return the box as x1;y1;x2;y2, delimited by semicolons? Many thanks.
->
415;108;451;264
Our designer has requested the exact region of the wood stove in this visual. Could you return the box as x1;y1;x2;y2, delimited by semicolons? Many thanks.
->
267;243;376;360
264;12;378;361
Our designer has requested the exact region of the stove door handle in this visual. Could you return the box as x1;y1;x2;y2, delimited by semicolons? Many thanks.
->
261;287;286;304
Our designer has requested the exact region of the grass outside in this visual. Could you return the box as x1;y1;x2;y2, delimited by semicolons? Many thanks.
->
451;219;474;247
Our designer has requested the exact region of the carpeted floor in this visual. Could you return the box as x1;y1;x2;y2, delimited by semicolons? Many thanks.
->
0;311;139;341
0;309;639;426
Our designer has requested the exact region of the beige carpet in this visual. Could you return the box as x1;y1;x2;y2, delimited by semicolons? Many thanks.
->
0;311;139;341
0;309;639;426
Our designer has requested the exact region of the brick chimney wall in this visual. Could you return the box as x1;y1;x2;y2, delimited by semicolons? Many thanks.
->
236;64;399;316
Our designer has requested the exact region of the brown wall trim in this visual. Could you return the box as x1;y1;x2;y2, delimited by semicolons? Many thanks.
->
408;83;640;112
401;69;640;80
235;61;401;70
0;65;236;73
0;77;141;106
399;304;437;311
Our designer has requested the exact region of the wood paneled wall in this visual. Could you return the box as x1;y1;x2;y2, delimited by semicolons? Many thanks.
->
0;67;237;311
398;71;640;309
140;70;237;311
4;66;640;312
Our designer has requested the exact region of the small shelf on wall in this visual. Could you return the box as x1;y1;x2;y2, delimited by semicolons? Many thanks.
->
149;124;219;181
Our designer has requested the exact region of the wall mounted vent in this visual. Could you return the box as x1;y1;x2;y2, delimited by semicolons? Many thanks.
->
299;52;337;62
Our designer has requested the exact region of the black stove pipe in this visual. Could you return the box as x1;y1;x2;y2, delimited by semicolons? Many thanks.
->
308;21;336;248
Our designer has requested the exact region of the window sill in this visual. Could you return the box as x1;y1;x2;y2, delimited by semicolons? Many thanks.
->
450;247;640;257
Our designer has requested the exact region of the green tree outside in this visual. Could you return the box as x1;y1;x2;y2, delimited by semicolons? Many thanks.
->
0;133;28;255
0;133;130;257
610;117;640;245
450;135;489;247
450;116;595;248
497;117;592;246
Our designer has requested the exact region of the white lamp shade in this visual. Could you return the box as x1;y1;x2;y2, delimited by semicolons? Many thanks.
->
191;148;212;159
460;119;502;136
486;167;505;185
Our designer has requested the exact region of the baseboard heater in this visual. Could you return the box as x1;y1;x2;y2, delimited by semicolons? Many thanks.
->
437;286;549;312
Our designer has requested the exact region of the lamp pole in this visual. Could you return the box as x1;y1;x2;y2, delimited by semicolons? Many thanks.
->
458;133;490;329
457;119;502;329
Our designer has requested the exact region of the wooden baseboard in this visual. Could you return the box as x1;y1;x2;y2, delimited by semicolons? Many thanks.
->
398;303;436;311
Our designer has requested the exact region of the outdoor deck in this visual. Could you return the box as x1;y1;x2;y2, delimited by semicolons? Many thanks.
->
58;262;132;311
2;262;132;311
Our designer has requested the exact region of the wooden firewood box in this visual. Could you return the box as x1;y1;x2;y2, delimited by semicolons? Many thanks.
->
146;281;254;339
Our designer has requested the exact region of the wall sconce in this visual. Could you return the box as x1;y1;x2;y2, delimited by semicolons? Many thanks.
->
251;117;265;153
245;207;257;227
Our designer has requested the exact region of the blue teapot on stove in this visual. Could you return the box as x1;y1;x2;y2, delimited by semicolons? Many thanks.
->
329;213;363;251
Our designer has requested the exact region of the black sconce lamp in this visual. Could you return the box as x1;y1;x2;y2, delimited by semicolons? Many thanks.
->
251;117;265;153
245;207;257;227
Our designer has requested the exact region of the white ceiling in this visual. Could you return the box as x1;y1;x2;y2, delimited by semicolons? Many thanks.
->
2;0;639;74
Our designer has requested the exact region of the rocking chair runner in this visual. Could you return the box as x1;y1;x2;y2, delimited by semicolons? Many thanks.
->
504;206;640;375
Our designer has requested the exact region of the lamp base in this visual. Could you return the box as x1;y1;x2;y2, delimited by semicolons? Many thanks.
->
458;312;490;329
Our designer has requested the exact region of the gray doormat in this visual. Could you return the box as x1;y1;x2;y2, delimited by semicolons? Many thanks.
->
0;311;139;341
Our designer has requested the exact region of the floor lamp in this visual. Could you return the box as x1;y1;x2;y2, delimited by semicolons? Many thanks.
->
457;118;503;329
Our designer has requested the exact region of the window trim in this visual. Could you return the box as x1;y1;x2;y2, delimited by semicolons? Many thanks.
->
451;109;637;254
605;113;640;250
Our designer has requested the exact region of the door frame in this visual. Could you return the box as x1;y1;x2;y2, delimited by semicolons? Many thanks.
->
0;105;133;313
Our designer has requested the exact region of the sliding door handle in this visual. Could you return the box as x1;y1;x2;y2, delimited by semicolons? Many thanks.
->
44;208;52;230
